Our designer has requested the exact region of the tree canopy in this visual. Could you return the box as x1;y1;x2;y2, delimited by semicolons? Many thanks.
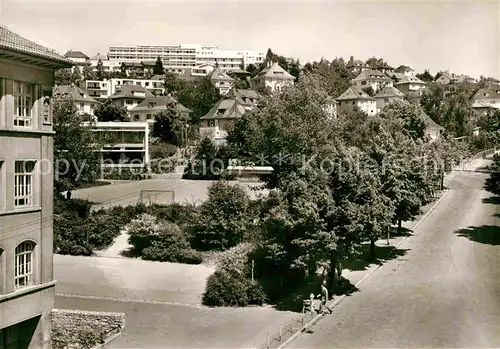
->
94;99;129;122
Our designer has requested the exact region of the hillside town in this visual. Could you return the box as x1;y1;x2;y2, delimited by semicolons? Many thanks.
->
0;3;500;348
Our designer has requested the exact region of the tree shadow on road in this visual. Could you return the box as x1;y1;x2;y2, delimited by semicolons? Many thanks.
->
482;197;500;205
454;225;500;245
343;244;409;272
390;226;413;238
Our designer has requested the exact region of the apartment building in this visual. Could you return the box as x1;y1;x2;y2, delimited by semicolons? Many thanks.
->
91;122;150;171
85;77;164;100
107;44;265;72
0;25;73;348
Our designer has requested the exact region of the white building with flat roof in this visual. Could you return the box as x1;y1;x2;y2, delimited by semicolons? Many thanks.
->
106;44;265;73
85;77;165;100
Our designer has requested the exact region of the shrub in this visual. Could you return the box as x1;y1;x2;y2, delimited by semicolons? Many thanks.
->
102;167;145;180
126;214;202;264
202;268;266;307
191;182;252;251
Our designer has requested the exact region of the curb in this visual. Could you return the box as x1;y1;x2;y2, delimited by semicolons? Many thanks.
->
274;189;451;349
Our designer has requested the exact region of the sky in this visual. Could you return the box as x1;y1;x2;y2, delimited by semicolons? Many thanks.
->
1;0;499;78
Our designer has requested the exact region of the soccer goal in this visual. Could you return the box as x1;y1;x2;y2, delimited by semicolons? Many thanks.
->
138;190;175;206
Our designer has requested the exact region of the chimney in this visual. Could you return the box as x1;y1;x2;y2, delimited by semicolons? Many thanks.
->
350;56;354;62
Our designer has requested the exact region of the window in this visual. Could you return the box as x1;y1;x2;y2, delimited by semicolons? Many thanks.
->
79;103;84;109
208;120;215;127
13;81;33;128
14;161;36;208
14;241;35;288
361;81;367;85
146;114;152;119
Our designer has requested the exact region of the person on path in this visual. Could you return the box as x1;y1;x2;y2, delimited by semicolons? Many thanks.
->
317;280;333;314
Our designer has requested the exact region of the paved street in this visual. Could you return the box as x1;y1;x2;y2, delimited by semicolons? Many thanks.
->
287;164;500;348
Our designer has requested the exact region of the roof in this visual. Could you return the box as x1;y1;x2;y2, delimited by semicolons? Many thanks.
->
394;65;414;73
375;63;394;70
0;25;73;67
472;101;500;109
395;76;426;85
110;85;154;100
351;69;393;82
374;86;404;98
132;95;192;113
422;111;444;131
210;68;235;82
151;74;165;81
336;86;376;101
64;50;89;59
253;62;295;81
233;89;260;100
227;69;250;76
53;85;98;103
200;95;247;120
473;88;500;100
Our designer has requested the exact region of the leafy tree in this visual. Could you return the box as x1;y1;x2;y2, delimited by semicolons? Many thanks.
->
246;64;259;78
71;67;82;86
94;98;129;122
82;63;94;81
302;58;353;98
485;153;500;196
262;48;300;80
420;82;444;124
191;181;251;250
153;57;164;75
379;100;427;141
96;59;105;80
183;137;229;180
362;86;375;97
55;68;73;86
151;105;186;146
416;69;434;82
365;57;386;69
53;98;102;193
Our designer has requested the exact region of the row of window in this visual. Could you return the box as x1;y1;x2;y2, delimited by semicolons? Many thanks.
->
0;241;36;290
0;160;37;211
5;80;51;129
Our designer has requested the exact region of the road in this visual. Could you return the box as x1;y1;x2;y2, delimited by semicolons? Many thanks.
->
287;165;500;348
55;295;295;349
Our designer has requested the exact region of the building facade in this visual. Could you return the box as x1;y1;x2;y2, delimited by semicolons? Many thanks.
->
53;85;98;116
350;69;394;94
91;122;150;171
131;95;191;125
251;62;295;93
85;77;164;101
336;86;377;116
374;86;404;112
0;25;73;348
106;44;265;72
394;76;427;99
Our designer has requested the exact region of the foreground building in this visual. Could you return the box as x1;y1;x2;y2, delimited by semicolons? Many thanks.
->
0;25;73;348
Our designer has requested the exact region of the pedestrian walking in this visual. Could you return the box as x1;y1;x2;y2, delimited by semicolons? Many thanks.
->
317;280;333;314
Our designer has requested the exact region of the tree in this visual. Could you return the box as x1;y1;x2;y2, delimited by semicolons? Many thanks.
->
94;98;129;122
71;67;82;86
53;98;102;193
55;68;73;86
183;137;228;180
246;64;259;78
485;153;500;196
96;59;105;80
82;63;94;81
153;57;164;75
365;57;386;69
362;86;375;97
151;105;185;146
379;100;427;141
191;181;251;250
416;69;434;82
420;82;445;124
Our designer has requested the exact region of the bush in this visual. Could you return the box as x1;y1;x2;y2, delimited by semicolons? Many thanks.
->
126;214;202;264
102;167;146;180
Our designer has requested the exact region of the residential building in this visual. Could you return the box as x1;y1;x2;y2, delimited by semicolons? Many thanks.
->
423;112;444;141
107;44;265;72
119;61;156;78
85;78;164;100
210;68;234;95
0;25;73;348
346;56;370;74
350;69;393;93
394;65;416;77
456;74;476;84
251;62;295;92
131;95;191;125
89;53;121;74
191;63;216;77
374;63;394;75
435;71;459;85
471;87;500;115
199;89;259;144
394;76;427;99
109;85;154;111
53;85;98;116
336;86;377;116
91;122;150;171
374;86;404;112
64;50;90;72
